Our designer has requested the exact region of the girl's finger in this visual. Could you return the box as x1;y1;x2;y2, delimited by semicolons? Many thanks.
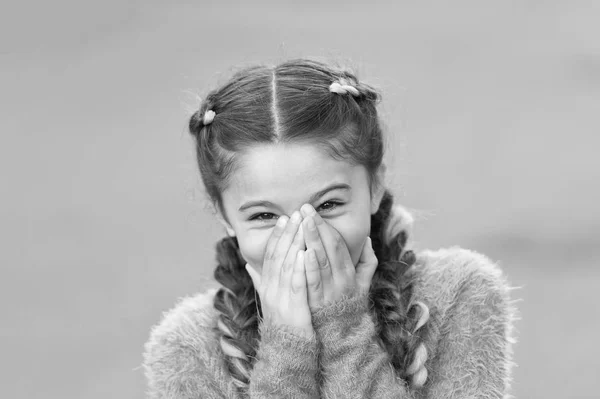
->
304;248;323;308
262;215;289;288
266;211;301;289
301;210;333;295
280;221;305;288
302;215;329;270
291;250;307;298
277;211;303;267
307;208;352;279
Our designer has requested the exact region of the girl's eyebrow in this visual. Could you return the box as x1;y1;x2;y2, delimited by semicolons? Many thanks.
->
238;183;351;212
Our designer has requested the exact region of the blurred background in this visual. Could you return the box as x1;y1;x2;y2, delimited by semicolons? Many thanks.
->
1;0;599;398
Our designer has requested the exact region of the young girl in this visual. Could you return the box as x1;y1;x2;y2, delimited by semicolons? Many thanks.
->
142;59;518;398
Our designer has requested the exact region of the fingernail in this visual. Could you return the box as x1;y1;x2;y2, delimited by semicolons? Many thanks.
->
277;215;288;228
301;203;315;216
291;211;301;223
307;216;316;230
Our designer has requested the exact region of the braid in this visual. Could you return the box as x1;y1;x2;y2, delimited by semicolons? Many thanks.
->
212;235;261;396
369;190;431;388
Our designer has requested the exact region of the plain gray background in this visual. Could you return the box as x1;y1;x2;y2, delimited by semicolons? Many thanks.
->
2;1;599;398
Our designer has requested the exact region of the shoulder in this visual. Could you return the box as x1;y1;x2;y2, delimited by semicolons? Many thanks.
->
410;246;515;316
142;287;229;398
392;205;513;315
409;246;520;397
144;287;220;349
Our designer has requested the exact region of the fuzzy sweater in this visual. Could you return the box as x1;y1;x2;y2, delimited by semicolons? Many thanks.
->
142;246;519;398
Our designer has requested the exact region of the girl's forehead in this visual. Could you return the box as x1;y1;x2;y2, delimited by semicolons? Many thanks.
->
224;143;366;204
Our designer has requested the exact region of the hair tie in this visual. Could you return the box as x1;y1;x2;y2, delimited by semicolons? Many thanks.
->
203;110;216;125
329;79;360;96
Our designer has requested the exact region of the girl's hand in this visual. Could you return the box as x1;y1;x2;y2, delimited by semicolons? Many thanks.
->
245;211;314;339
300;204;379;310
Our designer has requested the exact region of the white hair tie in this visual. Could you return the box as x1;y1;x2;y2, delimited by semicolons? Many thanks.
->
203;110;216;125
329;79;360;96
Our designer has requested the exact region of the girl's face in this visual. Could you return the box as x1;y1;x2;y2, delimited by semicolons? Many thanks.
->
217;143;385;274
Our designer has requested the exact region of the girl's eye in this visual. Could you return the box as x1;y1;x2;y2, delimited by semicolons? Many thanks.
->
249;200;344;222
249;212;277;222
318;200;341;211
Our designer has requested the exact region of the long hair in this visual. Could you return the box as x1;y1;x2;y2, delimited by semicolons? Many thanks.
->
188;59;431;395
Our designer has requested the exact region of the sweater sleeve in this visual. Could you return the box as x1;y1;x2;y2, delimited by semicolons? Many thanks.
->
311;293;414;399
248;319;320;398
311;247;519;399
142;290;321;398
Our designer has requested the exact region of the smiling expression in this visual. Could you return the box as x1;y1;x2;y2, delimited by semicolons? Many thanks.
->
217;142;385;274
